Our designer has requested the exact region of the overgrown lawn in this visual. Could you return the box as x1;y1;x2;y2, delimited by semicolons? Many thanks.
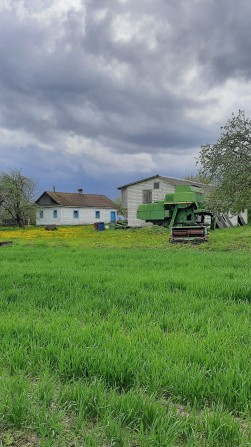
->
0;227;250;445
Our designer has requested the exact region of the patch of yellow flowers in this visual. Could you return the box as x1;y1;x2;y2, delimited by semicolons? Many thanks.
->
0;225;168;248
0;226;93;240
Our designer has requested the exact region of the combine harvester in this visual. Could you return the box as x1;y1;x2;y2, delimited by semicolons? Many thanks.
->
137;185;215;243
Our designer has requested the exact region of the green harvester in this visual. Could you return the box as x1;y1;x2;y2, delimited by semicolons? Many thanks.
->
137;185;215;242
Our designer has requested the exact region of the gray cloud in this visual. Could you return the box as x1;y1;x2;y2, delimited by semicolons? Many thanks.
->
0;0;251;195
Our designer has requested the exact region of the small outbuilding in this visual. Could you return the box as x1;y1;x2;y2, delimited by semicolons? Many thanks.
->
35;189;117;226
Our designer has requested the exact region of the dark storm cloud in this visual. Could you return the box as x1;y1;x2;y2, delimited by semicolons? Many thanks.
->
190;0;251;82
0;0;251;192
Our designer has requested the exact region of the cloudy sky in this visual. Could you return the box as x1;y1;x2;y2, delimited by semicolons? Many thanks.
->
1;0;251;199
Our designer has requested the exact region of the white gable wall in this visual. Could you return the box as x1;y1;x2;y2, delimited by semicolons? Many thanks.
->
36;207;117;226
125;177;175;227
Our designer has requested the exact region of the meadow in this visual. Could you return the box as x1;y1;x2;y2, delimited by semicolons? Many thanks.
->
0;225;251;446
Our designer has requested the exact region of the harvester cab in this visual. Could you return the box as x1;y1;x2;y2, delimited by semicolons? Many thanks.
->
137;184;214;243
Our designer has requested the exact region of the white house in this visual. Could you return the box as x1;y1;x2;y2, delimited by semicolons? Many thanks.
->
35;189;117;226
118;174;248;227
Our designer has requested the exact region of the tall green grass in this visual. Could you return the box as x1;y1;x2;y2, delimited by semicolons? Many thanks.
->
0;242;250;445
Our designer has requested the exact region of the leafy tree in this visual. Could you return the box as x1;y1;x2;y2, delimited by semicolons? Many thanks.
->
0;169;37;227
198;110;251;213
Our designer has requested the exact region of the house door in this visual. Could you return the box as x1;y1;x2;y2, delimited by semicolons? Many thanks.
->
110;211;116;222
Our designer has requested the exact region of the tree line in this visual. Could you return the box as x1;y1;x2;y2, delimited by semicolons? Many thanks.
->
1;110;250;227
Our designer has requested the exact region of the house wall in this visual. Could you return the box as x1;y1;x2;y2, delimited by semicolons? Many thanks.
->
36;207;117;226
124;178;175;227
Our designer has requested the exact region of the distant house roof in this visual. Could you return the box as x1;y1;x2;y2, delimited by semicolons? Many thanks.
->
118;174;209;190
36;191;117;208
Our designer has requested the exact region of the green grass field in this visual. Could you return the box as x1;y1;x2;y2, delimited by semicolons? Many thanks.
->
0;226;251;446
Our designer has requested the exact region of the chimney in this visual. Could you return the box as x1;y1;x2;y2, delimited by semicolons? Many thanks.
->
52;186;56;192
78;188;83;194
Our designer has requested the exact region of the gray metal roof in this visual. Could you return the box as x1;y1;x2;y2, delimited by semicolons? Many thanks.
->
117;174;210;190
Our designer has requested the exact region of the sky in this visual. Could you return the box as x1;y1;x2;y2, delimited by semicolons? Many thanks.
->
1;0;251;199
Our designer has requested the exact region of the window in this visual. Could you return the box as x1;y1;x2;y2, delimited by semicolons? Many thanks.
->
39;210;44;218
73;210;79;218
143;190;152;204
53;210;57;218
96;211;100;219
154;182;160;189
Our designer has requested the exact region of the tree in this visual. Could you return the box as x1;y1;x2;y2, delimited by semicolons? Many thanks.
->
0;169;37;227
198;110;251;213
114;196;127;218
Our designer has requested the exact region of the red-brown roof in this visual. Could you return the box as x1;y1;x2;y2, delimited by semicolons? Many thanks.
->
36;191;117;208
